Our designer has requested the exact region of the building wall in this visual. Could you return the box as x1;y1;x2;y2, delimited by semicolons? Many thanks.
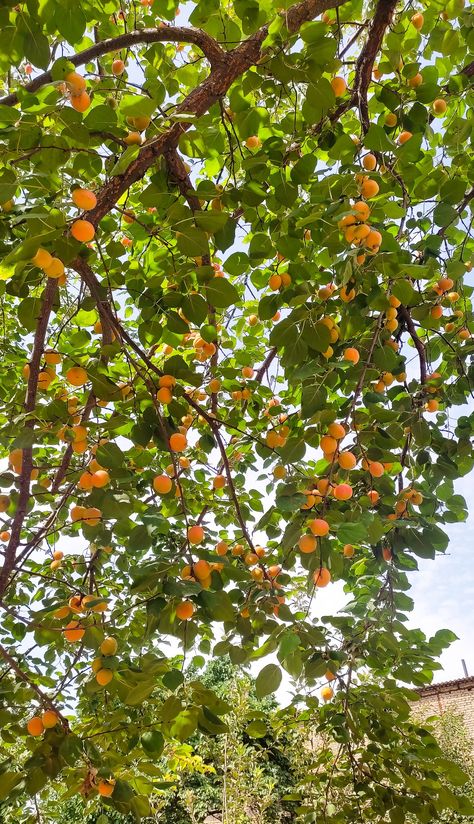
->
413;678;474;742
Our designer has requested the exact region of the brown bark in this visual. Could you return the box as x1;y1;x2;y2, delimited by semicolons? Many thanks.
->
0;279;58;597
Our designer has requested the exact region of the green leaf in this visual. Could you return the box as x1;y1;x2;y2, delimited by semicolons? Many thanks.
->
246;720;268;737
96;442;125;469
0;772;22;801
176;226;209;256
200;590;235;621
24;28;50;69
364;124;395;152
182;293;208;325
119;95;157;118
110;146;141;177
255;663;282;698
205;277;240;308
433;202;459;227
141;729;164;755
301;383;326;418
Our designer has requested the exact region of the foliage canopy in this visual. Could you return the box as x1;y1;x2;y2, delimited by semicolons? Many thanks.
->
0;0;473;819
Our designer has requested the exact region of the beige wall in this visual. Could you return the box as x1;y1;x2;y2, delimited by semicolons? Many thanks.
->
413;679;474;742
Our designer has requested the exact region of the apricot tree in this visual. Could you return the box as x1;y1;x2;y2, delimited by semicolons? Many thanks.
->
0;0;473;819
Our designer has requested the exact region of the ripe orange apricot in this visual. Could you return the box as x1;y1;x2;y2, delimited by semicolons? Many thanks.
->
362;153;377;171
360;178;379;198
343;544;355;558
433;98;447;115
71;219;95;243
44;349;61;365
368;461;384;478
125;131;142;145
153;475;173;494
367;490;380;505
100;636;118;656
194;559;211;580
0;531;11;542
32;248;53;269
411;12;424;29
96;668;114;686
353;200;370;221
176;600;195;620
382;546;393;562
64;621;85;642
338;451;356;470
408;72;423;88
321;685;334;701
245;135;261;149
42;710;59;729
320;435;337;454
309;518;329;537
27;716;44;736
170;432;187;452
72;188;97;211
213;474;226;489
313;567;331;587
333;483;353;501
385;112;397;127
128;115;151;131
91;470;110;488
344;347;360;364
159;374;177;388
112;59;125;75
398;130;412;145
268;274;282;290
44;257;65;279
340;286;356;302
298;534;317;554
65;71;86;93
66;366;88;387
98;779;116;797
216;540;228;556
327;422;345;440
188;524;204;544
157;386;172;404
331;76;347;97
71;92;91;112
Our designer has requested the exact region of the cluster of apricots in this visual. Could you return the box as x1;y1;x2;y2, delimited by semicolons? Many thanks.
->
31;247;65;282
27;710;59;737
91;636;118;687
338;192;381;260
62;71;91;113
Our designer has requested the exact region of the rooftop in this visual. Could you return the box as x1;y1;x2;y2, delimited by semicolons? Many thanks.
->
417;675;474;696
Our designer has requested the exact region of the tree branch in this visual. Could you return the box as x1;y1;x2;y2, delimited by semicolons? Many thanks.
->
0;643;69;731
0;279;57;598
0;27;227;107
351;0;398;132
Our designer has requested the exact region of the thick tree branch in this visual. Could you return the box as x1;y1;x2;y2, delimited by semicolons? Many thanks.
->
0;27;227;107
352;0;399;132
0;279;57;598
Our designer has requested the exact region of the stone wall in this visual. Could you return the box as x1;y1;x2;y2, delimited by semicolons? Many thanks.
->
413;676;474;743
